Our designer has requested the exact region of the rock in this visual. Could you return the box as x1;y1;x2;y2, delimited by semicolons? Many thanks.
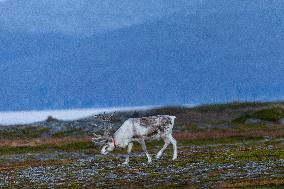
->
197;123;212;129
278;118;284;124
245;118;261;124
46;116;59;123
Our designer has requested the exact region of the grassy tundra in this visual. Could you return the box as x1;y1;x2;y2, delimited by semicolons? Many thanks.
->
0;102;283;188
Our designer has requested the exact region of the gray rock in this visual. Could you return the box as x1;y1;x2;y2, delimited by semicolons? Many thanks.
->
278;118;284;124
197;123;212;129
245;118;261;124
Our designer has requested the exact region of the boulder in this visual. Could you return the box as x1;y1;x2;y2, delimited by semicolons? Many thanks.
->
278;118;284;124
245;118;261;125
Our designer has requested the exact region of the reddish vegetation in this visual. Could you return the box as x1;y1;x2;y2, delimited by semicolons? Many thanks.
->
1;128;283;147
0;136;91;147
220;178;284;188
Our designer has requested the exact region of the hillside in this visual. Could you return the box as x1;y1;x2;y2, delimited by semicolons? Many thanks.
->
1;101;284;139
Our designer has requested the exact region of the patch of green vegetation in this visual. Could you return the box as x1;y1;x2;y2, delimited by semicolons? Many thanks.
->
153;182;190;189
235;124;268;130
233;107;284;123
192;101;275;113
203;147;284;164
232;149;284;161
253;108;284;122
179;136;264;146
0;141;94;155
242;186;280;189
0;145;46;155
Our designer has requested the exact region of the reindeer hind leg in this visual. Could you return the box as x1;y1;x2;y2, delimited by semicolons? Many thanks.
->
169;134;177;160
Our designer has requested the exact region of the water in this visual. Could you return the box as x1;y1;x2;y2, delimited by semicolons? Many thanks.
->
0;106;157;125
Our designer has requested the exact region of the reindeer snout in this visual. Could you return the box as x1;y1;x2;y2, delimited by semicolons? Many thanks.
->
100;146;108;155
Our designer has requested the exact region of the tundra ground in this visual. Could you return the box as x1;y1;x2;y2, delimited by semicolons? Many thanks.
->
0;102;284;188
0;136;283;188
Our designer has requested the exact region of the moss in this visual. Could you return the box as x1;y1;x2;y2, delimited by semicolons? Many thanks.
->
0;141;94;155
192;102;274;113
178;136;264;146
233;107;284;123
203;147;284;164
253;108;284;122
232;149;284;161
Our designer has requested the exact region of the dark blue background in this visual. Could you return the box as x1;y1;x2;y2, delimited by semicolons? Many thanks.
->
0;0;283;111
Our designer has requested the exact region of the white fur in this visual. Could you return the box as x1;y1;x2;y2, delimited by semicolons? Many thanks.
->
100;115;177;164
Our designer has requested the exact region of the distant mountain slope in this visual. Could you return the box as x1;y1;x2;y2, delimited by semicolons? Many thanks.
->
1;3;284;111
0;0;195;35
0;31;80;61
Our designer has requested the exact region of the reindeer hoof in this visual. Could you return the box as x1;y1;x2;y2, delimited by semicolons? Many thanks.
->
156;153;162;160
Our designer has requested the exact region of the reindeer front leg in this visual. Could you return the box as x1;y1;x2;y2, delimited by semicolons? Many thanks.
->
156;138;170;159
122;142;133;165
140;139;152;163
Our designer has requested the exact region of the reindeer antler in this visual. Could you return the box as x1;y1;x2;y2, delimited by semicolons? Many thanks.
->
94;112;116;122
92;132;109;146
95;112;115;133
92;112;116;145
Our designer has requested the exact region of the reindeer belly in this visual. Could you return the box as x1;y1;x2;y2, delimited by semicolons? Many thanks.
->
144;129;161;140
132;124;161;140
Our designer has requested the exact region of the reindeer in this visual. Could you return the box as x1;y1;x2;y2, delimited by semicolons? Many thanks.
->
92;114;177;165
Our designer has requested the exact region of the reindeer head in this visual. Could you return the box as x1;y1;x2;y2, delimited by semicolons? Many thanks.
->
92;112;116;155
